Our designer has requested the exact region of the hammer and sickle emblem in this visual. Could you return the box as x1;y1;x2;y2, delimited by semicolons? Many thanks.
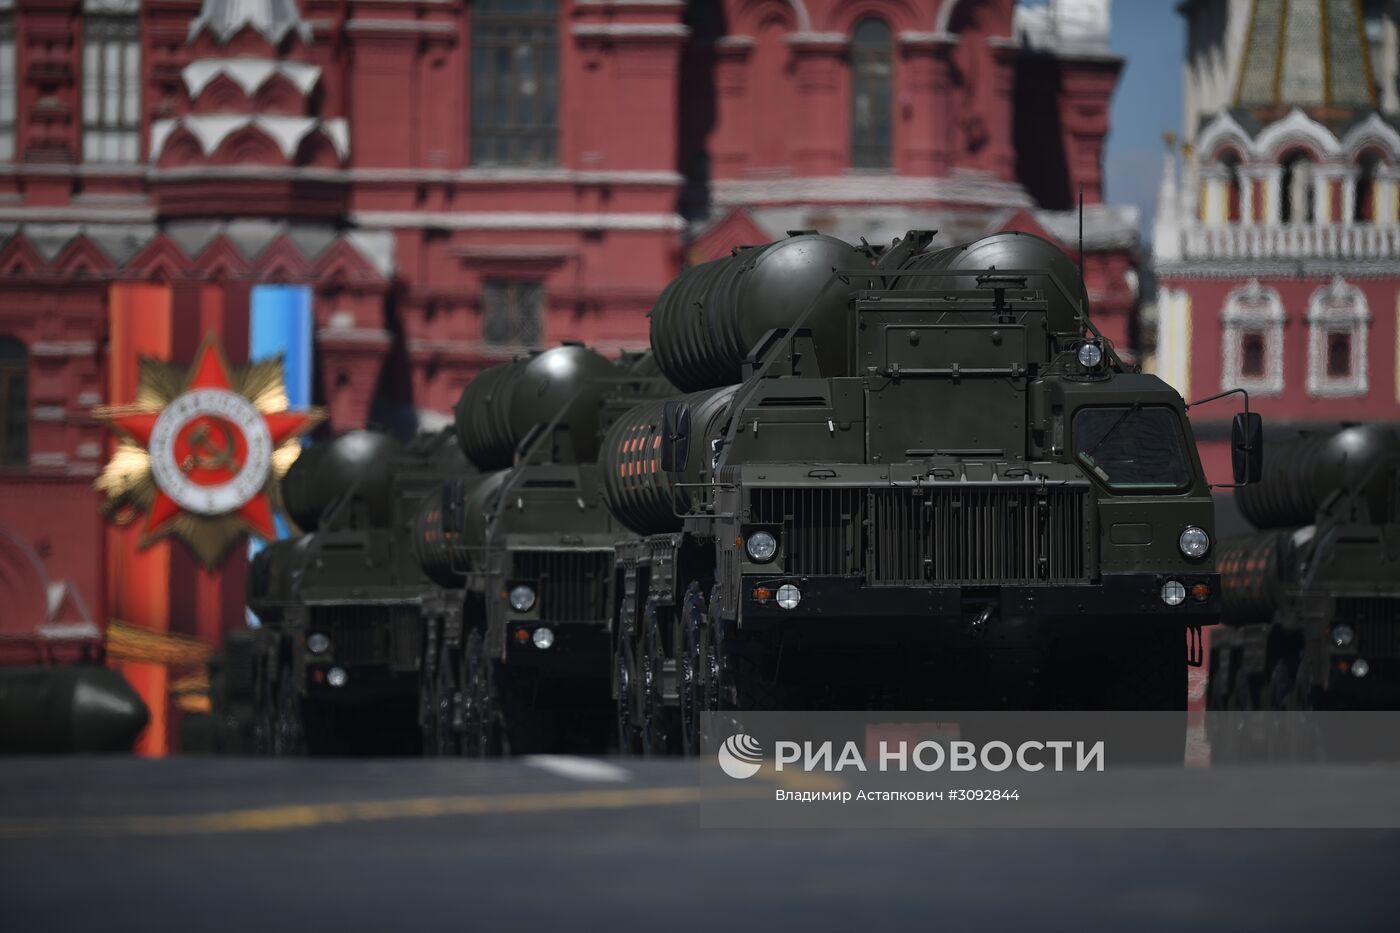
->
180;421;239;474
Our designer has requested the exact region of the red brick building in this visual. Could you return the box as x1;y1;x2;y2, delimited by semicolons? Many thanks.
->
1152;0;1400;491
0;0;1135;750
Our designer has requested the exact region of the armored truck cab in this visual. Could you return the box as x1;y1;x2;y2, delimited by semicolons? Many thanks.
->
244;429;468;755
1212;424;1400;713
606;232;1230;754
424;346;675;755
456;460;625;754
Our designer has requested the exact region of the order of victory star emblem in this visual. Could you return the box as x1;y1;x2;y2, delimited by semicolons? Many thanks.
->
94;333;324;568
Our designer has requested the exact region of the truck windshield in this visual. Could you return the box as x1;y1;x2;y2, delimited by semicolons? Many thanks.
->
1073;406;1191;491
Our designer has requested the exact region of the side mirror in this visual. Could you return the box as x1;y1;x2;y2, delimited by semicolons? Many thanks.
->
1232;412;1263;485
659;400;691;473
442;479;465;535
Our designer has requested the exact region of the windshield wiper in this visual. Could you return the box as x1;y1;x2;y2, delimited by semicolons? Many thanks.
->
1081;402;1143;462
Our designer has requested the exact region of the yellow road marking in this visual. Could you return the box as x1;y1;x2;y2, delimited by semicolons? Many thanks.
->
756;763;847;792
0;785;762;840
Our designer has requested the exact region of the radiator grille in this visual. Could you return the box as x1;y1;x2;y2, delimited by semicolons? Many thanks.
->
750;488;865;576
513;550;612;622
1340;597;1400;658
750;485;1088;584
310;604;422;668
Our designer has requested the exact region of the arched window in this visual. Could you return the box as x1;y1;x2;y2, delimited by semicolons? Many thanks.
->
850;19;893;170
83;13;141;163
1221;279;1285;396
471;0;558;166
1;10;16;161
0;337;26;466
1280;150;1315;224
1306;277;1370;397
1354;152;1381;222
1221;151;1243;223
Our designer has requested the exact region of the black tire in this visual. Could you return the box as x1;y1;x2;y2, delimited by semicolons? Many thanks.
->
418;618;440;756
638;600;673;755
435;636;463;756
676;582;707;756
1205;647;1234;763
250;649;277;756
272;661;305;756
615;629;641;755
462;629;502;757
712;614;781;712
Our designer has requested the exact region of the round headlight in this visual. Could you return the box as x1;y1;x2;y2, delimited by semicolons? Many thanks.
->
1352;658;1371;679
1178;526;1210;559
776;584;802;610
746;531;778;562
1160;580;1186;606
1332;624;1356;648
532;627;555;650
307;633;330;655
509;585;536;612
327;666;348;688
1077;342;1104;369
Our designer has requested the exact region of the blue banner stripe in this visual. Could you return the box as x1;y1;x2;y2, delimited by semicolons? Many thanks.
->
248;285;313;556
249;285;313;406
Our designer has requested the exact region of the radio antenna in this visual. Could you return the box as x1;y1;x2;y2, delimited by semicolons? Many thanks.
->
1077;186;1085;283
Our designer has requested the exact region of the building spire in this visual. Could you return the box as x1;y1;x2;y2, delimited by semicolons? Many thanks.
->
1234;0;1377;116
188;0;312;47
1153;133;1182;263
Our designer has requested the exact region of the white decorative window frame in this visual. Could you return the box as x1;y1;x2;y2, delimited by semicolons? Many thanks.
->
1305;276;1370;397
0;8;15;162
82;12;142;164
1221;278;1285;396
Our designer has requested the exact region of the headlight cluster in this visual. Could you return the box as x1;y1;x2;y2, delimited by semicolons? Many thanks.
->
1077;341;1104;369
1178;525;1210;559
509;585;536;612
1160;580;1187;606
307;633;330;655
746;530;777;562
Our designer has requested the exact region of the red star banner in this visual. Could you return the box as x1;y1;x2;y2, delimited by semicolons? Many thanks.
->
94;332;324;568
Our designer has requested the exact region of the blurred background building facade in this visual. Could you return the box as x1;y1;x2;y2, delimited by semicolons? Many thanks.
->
0;0;1134;751
1152;0;1400;492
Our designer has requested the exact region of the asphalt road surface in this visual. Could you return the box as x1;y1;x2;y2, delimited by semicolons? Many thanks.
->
1;757;1397;933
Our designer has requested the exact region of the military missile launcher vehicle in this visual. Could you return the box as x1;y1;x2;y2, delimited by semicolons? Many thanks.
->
1210;423;1400;712
604;230;1258;755
415;346;674;755
238;427;472;755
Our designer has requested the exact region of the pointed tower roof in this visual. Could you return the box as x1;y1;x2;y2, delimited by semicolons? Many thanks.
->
1234;0;1377;116
189;0;312;47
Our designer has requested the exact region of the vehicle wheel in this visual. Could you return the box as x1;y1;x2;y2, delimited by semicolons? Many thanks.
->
250;651;276;756
1204;647;1235;764
712;614;781;712
1292;653;1317;712
462;629;502;757
615;626;641;755
272;661;305;756
1102;629;1185;765
699;585;723;717
676;582;707;756
419;619;440;755
436;637;463;756
1267;653;1325;762
639;600;672;755
1268;656;1297;711
1207;647;1231;712
1228;667;1268;763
